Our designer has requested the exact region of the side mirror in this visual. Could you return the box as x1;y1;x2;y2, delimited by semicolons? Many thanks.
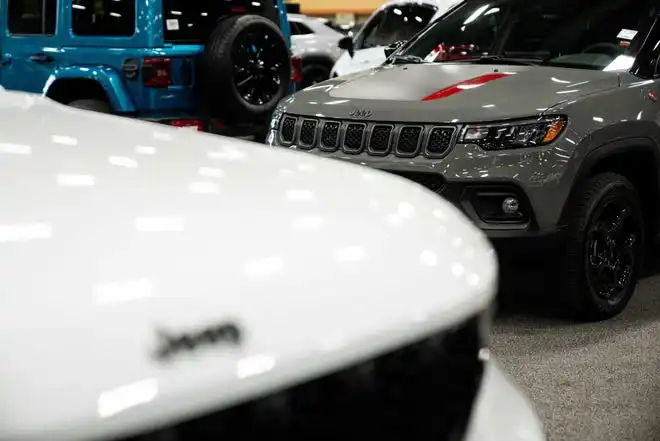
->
384;40;406;58
338;36;355;57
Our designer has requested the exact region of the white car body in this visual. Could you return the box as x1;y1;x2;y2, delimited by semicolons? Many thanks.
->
0;89;544;441
331;0;462;78
289;13;345;63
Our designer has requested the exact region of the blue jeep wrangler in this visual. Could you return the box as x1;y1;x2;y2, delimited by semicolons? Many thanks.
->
0;0;298;137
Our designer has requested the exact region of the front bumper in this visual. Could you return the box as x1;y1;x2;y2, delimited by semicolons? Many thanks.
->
465;353;545;441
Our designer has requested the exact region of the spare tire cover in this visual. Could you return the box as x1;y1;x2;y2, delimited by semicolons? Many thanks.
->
198;15;292;124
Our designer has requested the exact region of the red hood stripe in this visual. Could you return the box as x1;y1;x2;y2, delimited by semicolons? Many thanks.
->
421;72;514;101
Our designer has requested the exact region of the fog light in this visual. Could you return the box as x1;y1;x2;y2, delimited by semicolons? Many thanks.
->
502;197;519;214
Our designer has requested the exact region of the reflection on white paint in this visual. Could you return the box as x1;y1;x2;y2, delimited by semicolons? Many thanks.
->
236;355;276;379
0;222;52;242
52;135;78;146
244;257;284;277
135;145;157;155
452;263;465;277
336;245;366;262
134;217;184;232
207;148;245;161
286;189;315;201
109;156;138;168
297;163;316;173
292;215;325;229
153;131;174;141
467;273;480;286
432;208;446;220
98;378;158;418
0;143;31;154
188;181;219;194
419;250;438;267
95;278;154;304
198;167;224;178
57;174;95;187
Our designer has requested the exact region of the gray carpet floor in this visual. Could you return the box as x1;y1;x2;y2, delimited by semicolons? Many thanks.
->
492;273;660;441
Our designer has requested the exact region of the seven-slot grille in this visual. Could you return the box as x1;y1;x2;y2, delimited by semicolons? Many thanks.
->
279;115;456;158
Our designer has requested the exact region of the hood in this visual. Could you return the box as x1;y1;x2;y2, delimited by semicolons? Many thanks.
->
285;63;620;122
0;91;496;441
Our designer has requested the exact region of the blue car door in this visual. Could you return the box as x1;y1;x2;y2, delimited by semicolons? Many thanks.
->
0;0;59;93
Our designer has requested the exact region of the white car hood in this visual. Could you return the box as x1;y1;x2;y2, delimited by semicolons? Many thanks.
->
0;91;496;441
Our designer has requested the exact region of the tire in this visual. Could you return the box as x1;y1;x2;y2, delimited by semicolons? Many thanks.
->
561;172;645;321
301;63;330;89
68;99;112;113
198;15;291;125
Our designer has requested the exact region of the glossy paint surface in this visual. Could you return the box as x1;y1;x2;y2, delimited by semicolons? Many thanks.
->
0;0;295;113
331;0;461;77
272;61;660;233
0;90;503;441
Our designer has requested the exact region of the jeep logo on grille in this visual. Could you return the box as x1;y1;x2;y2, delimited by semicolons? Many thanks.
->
154;322;242;361
349;109;373;119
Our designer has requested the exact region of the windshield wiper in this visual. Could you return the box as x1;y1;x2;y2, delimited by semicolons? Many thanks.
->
454;55;542;66
389;54;426;65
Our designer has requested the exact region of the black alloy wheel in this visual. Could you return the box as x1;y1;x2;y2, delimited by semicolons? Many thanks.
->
585;199;642;304
561;172;645;321
232;29;284;106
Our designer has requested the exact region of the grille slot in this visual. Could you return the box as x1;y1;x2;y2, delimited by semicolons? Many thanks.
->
343;123;366;154
298;119;318;148
387;170;446;195
368;125;393;155
396;126;423;157
123;317;483;441
426;127;456;157
279;116;297;144
320;121;340;151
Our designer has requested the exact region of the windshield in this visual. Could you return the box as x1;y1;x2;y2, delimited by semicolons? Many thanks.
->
399;0;660;70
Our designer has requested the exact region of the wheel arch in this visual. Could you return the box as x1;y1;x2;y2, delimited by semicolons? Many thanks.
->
559;136;660;238
43;66;136;113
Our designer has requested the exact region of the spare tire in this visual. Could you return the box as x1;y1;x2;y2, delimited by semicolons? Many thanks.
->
198;15;291;125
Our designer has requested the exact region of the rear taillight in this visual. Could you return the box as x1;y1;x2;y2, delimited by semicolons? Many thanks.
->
291;56;303;83
142;58;173;88
171;119;204;131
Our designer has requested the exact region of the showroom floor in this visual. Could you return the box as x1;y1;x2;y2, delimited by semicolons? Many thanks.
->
493;256;660;441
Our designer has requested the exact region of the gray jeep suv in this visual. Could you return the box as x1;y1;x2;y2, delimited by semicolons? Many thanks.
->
267;0;660;321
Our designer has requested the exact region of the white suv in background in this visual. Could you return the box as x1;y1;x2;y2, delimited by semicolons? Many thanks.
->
0;89;543;441
289;13;346;87
332;0;461;78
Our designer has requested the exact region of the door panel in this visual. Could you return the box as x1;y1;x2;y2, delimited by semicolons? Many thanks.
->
1;0;58;93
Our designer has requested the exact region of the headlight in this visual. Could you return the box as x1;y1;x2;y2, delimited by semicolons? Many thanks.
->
458;116;567;151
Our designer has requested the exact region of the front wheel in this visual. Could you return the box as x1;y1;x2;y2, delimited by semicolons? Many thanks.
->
561;172;645;321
